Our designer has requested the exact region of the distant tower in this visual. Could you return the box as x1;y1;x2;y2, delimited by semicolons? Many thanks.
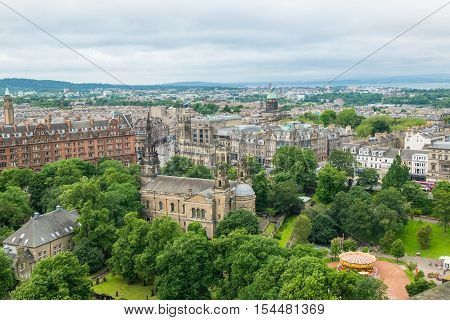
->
3;88;14;125
265;89;278;112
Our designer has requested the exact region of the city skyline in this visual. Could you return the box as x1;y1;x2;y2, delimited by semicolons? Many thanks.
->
0;0;449;84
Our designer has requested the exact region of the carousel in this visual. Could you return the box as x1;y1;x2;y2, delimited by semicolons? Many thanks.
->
338;251;377;276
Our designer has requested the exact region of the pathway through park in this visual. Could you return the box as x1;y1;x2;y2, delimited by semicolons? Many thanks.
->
328;260;409;300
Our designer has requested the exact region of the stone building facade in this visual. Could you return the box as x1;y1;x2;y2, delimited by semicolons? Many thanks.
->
427;141;450;182
0;113;137;171
140;160;256;238
2;206;79;279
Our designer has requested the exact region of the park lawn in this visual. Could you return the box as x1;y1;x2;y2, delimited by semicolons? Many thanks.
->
93;274;157;300
263;223;276;237
278;215;298;247
398;220;450;259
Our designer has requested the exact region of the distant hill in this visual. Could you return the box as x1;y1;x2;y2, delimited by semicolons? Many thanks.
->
0;78;240;92
1;74;450;92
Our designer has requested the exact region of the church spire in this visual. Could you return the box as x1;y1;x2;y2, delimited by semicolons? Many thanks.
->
5;88;10;96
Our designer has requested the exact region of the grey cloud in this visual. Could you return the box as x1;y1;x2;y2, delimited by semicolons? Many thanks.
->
0;0;449;84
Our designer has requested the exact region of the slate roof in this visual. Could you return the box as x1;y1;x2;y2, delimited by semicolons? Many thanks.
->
431;141;450;150
2;206;79;248
410;281;450;300
143;175;244;198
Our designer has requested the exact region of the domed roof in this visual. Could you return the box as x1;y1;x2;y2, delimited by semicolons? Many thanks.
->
235;183;255;197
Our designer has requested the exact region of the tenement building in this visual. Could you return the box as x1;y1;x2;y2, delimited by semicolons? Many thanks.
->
427;141;450;182
140;158;256;238
0;112;137;171
2;206;79;279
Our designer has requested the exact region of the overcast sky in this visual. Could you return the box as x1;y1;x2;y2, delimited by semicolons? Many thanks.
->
0;0;449;84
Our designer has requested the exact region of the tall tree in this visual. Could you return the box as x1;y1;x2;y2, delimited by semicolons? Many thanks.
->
215;209;259;237
272;146;318;194
401;181;429;213
252;171;270;212
382;155;410;189
0;168;34;192
432;181;450;231
135;216;182;283
156;233;214;299
59;177;105;212
0;250;15;298
108;212;151;283
310;213;338;244
185;165;214;179
316;164;347;203
11;252;92;300
328;149;357;177
161;156;193;177
292;214;311;245
336;108;363;128
320;110;337;126
357;168;379;190
212;230;284;299
73;202;117;273
390;239;405;261
0;186;33;230
269;179;303;215
103;183;142;226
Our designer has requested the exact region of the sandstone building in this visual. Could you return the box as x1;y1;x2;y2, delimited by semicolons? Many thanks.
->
141;153;256;238
0;93;137;171
2;206;79;279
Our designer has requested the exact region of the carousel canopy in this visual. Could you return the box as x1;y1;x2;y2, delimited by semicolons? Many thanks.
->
339;251;376;269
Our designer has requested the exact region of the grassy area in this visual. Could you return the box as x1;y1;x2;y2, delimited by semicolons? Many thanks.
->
263;223;276;237
277;215;298;247
398;220;450;259
93;274;157;300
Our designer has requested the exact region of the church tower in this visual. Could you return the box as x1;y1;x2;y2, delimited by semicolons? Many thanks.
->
3;88;14;125
140;112;160;178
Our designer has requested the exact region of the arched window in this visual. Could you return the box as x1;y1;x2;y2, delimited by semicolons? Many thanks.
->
159;201;163;211
192;208;195;218
218;180;222;187
201;209;206;220
146;200;149;209
196;209;201;219
170;203;175;212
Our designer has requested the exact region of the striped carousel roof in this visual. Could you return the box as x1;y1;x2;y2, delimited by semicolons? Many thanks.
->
339;251;376;265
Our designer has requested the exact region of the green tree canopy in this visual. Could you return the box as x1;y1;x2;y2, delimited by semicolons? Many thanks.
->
0;186;33;230
357;168;379;190
432;181;450;231
272;146;318;194
59;177;104;212
135;216;182;283
11;252;92;300
108;212;151;283
156;233;214;299
215;209;259;237
391;239;405;261
382;155;410;189
0;250;15;298
316;164;347;203
328;149;357;177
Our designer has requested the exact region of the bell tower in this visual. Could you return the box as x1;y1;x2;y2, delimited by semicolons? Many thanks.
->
3;88;14;125
140;113;160;178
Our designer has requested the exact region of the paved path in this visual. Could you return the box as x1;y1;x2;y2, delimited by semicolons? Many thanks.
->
377;254;444;283
375;261;409;300
327;260;410;300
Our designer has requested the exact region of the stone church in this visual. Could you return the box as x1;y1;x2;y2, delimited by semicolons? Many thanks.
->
140;114;256;238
